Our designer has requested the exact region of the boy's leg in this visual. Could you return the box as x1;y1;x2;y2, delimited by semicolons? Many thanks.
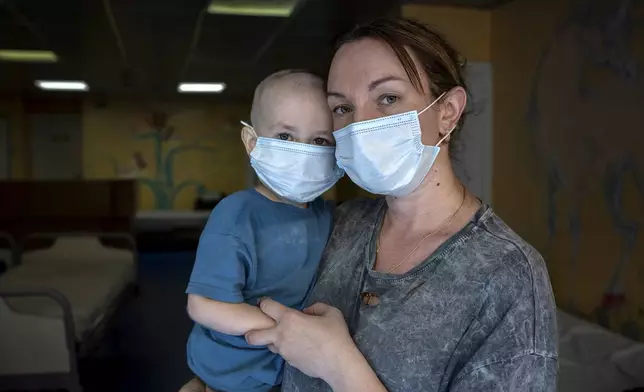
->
179;378;206;392
179;377;281;392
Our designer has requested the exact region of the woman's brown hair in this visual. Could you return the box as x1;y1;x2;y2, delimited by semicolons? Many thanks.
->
334;18;469;151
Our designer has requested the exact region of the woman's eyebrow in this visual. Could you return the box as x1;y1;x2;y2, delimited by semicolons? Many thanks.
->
368;75;406;91
327;75;407;98
326;75;407;99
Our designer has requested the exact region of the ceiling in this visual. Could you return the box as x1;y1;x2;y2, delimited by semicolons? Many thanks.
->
404;0;515;8
0;0;510;103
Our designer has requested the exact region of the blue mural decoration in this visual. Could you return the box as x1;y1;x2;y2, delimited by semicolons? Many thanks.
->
527;0;644;338
113;110;215;210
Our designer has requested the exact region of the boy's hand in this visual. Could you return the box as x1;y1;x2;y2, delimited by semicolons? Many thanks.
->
246;298;387;392
187;294;276;336
246;299;353;381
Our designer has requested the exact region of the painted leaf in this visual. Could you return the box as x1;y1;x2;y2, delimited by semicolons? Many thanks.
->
133;151;148;169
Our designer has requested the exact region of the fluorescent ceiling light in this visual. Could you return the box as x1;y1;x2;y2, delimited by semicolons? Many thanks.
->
207;0;298;17
0;50;58;63
35;80;89;91
178;83;226;93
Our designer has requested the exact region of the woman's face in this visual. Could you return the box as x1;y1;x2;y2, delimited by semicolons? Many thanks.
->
327;38;464;146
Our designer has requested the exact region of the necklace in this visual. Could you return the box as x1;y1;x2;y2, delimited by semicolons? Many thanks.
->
376;185;467;274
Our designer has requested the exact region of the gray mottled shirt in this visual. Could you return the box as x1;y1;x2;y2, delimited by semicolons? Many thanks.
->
282;198;558;392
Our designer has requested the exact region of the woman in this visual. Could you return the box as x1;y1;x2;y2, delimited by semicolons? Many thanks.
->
182;17;557;392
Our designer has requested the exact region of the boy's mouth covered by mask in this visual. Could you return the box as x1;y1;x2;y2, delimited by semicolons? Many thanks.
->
240;70;343;205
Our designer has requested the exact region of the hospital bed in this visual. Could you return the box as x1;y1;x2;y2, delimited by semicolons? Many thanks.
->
0;232;138;392
557;309;644;391
0;232;15;274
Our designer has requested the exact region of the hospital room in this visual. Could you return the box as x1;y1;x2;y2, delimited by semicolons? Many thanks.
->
0;0;643;391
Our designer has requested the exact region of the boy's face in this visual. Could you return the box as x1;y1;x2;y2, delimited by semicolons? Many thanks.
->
257;86;334;146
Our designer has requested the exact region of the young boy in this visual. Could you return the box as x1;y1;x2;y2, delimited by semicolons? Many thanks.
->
185;70;343;392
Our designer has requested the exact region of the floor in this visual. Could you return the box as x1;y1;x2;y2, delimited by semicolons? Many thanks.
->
79;251;196;392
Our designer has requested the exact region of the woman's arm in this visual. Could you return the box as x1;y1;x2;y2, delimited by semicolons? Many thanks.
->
187;294;275;336
245;299;387;392
325;340;387;392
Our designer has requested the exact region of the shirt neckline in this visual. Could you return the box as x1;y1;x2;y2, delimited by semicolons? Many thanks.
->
365;200;490;282
248;188;317;213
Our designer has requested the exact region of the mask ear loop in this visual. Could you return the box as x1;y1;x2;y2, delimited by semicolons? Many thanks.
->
415;92;455;147
436;124;457;147
418;91;447;116
240;120;257;138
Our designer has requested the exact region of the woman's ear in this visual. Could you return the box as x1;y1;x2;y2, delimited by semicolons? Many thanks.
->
241;126;257;156
437;87;467;141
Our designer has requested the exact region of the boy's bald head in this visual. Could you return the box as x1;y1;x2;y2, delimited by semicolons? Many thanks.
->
250;70;326;135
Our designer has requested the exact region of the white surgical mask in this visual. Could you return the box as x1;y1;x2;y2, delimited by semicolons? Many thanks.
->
333;93;454;196
242;121;344;203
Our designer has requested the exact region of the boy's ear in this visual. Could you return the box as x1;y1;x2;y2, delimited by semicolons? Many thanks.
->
241;126;257;156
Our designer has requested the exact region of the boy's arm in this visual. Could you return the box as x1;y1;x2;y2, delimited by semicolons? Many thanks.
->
187;294;275;336
186;229;269;336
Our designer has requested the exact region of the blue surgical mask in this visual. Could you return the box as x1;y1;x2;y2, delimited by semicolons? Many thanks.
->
333;93;455;196
242;121;344;203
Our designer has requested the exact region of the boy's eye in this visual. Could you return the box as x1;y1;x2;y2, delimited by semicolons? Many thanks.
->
332;105;352;116
313;137;331;146
277;133;292;141
379;95;399;105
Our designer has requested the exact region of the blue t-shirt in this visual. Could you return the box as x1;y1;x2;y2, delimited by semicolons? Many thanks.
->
186;189;334;392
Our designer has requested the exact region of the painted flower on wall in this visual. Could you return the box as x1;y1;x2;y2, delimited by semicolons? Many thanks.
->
112;109;220;209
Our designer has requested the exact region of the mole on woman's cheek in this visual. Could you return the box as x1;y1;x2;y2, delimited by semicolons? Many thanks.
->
437;182;440;187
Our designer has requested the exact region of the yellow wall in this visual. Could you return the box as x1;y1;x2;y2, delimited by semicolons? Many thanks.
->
83;101;251;210
3;98;335;209
493;0;644;339
0;99;28;178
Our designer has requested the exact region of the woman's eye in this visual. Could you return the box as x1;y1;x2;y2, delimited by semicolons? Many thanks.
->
277;133;291;141
332;105;352;116
379;95;399;105
313;137;331;146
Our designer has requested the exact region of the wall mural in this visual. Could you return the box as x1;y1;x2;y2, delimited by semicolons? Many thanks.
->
527;0;644;339
112;110;216;210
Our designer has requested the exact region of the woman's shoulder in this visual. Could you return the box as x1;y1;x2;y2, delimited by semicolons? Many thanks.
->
463;207;555;320
471;207;555;334
460;207;558;362
472;207;545;276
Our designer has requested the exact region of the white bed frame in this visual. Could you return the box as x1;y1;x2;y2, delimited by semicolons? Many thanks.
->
0;232;139;392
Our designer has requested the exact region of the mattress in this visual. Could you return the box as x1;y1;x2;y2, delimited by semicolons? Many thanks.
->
0;248;12;269
557;310;644;392
0;237;136;341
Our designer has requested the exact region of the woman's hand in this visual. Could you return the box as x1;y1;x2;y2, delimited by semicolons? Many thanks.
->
245;299;357;383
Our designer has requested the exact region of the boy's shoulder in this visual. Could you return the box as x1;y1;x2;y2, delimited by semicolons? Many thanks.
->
212;189;262;214
202;189;264;234
204;189;335;235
